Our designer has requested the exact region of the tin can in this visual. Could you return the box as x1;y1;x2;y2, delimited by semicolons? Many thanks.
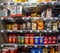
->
50;48;55;53
27;22;31;30
32;22;37;30
38;36;44;45
8;36;13;43
7;24;12;30
34;36;39;45
12;23;18;30
19;24;23;30
52;22;58;31
38;48;42;53
44;36;48;44
16;6;22;17
10;5;16;17
37;20;44;30
29;36;34;45
25;36;29;45
10;48;16;53
22;23;26;30
18;36;24;44
13;35;16;43
43;48;48;53
1;48;9;53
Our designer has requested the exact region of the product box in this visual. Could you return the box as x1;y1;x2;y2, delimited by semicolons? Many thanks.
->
37;0;44;2
3;9;8;18
45;0;51;2
44;36;48;44
46;8;52;18
10;5;16;17
16;6;22;17
38;48;42;53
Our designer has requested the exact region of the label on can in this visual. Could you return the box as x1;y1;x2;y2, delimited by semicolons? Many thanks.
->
22;23;26;30
37;0;43;2
13;36;16;43
30;37;34;45
16;6;22;17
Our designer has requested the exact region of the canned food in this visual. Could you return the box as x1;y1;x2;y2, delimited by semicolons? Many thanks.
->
1;48;9;53
29;36;34;45
52;22;58;31
37;20;44;30
22;23;26;30
37;0;43;2
38;36;44;44
44;36;48;44
27;22;31;30
10;48;16;53
50;48;55;53
18;36;24;44
25;36;29;45
43;48;48;53
7;24;12;30
32;22;37;30
12;36;16;43
8;36;13;43
34;37;39;45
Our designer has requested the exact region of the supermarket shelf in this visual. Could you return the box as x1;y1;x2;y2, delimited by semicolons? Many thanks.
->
1;30;59;33
1;17;59;21
1;44;58;47
0;2;60;6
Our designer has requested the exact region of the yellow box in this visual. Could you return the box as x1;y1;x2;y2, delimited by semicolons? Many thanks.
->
14;0;26;2
37;0;44;2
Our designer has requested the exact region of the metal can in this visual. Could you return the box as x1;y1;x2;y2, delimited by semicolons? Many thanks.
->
22;23;26;30
32;22;37;31
7;24;12;30
34;36;39;45
1;48;9;53
18;36;24;44
43;48;48;53
10;48;17;53
52;22;58;31
50;47;55;53
27;22;31;30
25;36;29;45
8;35;13;43
44;36;48;44
38;48;42;53
13;35;16;43
38;36;44;45
29;36;34;45
37;20;44;30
